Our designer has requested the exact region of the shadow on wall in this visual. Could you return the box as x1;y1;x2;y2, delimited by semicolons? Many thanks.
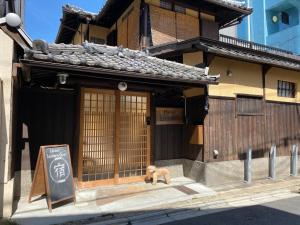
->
0;79;8;218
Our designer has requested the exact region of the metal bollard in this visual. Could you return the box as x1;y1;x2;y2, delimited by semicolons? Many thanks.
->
291;144;298;177
244;148;252;183
269;145;276;180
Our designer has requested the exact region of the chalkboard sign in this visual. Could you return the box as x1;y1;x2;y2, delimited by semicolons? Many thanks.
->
29;145;76;212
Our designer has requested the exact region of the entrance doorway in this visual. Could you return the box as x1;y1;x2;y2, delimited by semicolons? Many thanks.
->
78;88;150;187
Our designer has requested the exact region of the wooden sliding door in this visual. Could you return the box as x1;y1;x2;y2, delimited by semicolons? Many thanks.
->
78;88;150;187
119;92;151;178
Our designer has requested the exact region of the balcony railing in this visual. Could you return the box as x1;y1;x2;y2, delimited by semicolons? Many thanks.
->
219;34;294;57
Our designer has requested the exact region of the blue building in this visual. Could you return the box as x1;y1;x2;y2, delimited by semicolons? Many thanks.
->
237;0;300;55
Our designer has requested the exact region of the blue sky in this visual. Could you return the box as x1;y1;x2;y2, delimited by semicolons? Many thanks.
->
25;0;105;43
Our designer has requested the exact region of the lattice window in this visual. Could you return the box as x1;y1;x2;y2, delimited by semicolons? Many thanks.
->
236;95;263;116
277;80;296;98
174;4;186;14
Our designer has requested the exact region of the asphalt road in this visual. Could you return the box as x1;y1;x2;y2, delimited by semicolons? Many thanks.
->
164;196;300;225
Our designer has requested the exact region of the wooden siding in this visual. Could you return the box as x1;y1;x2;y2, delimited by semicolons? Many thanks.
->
204;97;300;162
176;12;199;41
265;101;300;156
117;0;140;49
154;125;183;160
149;5;199;46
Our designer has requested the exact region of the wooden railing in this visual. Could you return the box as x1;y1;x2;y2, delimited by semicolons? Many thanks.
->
219;34;293;56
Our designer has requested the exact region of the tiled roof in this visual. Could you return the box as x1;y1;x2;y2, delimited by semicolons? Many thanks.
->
24;41;219;84
63;4;97;19
201;41;300;70
149;37;300;72
205;0;251;11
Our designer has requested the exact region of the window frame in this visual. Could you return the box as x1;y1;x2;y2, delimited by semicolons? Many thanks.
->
235;94;264;117
277;80;296;98
160;0;186;14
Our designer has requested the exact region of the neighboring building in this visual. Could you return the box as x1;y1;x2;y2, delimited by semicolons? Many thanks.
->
237;0;300;55
5;0;300;217
0;0;31;218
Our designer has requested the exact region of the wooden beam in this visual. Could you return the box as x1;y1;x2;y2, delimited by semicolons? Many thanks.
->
262;64;271;101
204;53;215;67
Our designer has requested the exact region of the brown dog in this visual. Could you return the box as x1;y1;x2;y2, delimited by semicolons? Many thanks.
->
146;165;171;185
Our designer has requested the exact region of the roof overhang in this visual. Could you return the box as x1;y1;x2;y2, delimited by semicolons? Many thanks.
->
0;22;32;49
149;37;300;72
21;59;218;87
55;6;97;44
96;0;133;28
96;0;252;29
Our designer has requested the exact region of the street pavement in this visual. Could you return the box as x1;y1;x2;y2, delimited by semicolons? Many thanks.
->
11;177;300;225
164;196;300;225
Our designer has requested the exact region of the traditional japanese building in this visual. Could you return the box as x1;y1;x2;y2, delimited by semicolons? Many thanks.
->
7;0;300;214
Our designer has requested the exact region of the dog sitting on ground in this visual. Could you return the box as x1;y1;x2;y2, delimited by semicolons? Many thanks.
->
146;165;171;185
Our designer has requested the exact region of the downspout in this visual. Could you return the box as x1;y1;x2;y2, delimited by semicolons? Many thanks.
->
247;0;251;41
263;0;267;45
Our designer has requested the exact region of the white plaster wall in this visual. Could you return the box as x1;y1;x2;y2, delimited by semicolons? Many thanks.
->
0;29;14;218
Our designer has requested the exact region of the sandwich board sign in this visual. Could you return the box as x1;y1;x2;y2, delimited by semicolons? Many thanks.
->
29;145;76;212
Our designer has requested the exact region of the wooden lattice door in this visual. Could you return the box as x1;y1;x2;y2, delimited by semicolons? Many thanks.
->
78;88;150;187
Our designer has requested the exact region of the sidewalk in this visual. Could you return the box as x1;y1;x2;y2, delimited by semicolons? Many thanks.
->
12;177;300;225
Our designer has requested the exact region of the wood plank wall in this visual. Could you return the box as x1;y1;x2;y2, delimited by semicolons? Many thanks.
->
204;97;300;162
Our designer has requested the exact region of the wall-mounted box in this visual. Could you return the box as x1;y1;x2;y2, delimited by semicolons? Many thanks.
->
189;125;204;145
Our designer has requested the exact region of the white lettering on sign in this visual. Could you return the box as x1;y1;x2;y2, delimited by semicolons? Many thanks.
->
49;158;70;184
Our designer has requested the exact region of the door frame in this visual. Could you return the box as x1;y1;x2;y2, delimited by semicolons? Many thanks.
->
77;87;151;188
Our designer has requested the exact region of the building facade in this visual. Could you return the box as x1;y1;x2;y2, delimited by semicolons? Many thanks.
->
5;0;300;216
0;2;31;219
237;0;300;55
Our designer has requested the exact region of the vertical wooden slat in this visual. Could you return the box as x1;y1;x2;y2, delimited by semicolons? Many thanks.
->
78;88;85;181
114;91;120;180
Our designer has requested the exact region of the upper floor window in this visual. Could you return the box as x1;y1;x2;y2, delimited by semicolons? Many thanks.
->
281;12;289;25
268;6;299;35
174;4;186;14
277;80;296;98
160;0;172;10
160;0;186;14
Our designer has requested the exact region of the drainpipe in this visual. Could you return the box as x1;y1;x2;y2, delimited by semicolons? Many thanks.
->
247;0;251;41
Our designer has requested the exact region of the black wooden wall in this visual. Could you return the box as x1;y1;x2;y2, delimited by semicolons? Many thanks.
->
14;88;77;173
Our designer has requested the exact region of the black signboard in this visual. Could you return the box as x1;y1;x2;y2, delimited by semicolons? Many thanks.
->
29;145;76;212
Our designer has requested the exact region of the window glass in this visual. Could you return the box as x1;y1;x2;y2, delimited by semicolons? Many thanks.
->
160;0;172;10
277;80;295;98
281;12;289;25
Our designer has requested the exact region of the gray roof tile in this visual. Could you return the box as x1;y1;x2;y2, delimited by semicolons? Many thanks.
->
24;41;219;84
